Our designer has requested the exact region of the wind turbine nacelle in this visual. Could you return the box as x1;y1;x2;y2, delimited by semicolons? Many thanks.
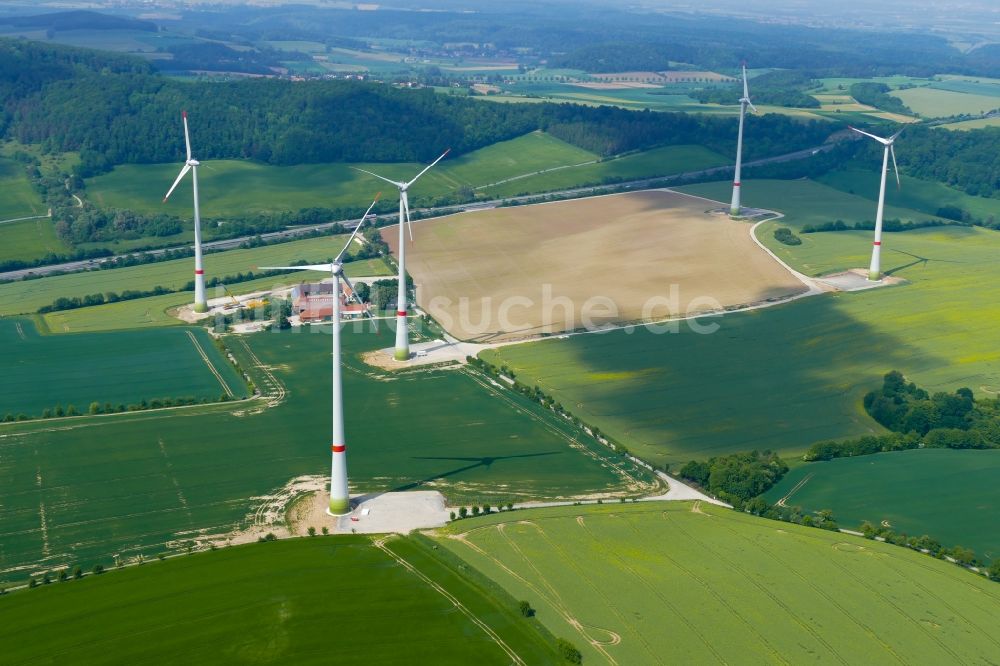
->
187;159;200;166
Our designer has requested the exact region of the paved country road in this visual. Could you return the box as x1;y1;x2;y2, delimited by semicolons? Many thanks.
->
0;140;840;283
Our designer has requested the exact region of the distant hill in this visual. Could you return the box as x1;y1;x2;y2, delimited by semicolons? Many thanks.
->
0;10;157;33
0;38;831;174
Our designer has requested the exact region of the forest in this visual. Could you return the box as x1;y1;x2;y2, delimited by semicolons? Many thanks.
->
0;38;831;173
690;70;821;108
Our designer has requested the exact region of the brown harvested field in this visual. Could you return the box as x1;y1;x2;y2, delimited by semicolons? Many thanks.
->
384;190;807;341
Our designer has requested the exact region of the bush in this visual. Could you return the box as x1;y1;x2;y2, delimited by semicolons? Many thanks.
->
518;600;535;617
773;227;802;245
556;638;583;664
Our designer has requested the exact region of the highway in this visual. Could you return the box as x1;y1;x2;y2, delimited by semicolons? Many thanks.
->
0;140;839;283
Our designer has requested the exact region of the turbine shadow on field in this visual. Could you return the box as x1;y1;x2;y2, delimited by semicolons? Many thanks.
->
392;451;564;492
488;292;953;466
885;248;963;276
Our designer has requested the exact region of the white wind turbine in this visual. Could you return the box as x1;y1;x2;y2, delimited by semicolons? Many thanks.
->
164;111;208;313
259;194;381;515
850;126;903;281
730;62;757;217
352;149;450;361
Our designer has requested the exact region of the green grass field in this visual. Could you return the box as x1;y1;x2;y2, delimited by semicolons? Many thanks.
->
0;217;70;264
816;169;1000;222
85;132;599;217
85;132;729;222
892;86;1000;118
484;181;1000;466
0;157;46;221
0;536;560;664
0;318;246;417
0;157;67;263
939;116;1000;131
0;325;657;584
480;144;729;198
765;449;1000;561
0;233;392;316
438;502;1000;665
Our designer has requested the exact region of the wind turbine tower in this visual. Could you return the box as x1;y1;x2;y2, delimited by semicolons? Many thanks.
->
730;62;757;217
164;111;208;313
850;126;903;281
260;194;381;515
353;149;449;361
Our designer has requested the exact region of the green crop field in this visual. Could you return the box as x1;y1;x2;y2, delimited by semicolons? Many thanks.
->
0;536;560;664
892;86;1000;118
679;178;950;236
816;169;1000;222
39;292;193;333
484;181;1000;465
0;318;246;418
0;325;657;584
437;502;1000;665
85;132;599;217
765;449;1000;561
0;233;393;316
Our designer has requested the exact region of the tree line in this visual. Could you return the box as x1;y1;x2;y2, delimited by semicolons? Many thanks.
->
803;371;1000;461
678;450;789;504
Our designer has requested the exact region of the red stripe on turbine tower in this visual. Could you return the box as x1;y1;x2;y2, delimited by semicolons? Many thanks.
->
195;269;204;274
331;445;346;453
733;182;741;187
397;310;407;317
874;241;881;246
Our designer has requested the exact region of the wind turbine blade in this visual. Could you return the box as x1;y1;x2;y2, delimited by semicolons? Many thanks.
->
889;127;905;142
258;264;335;272
336;192;382;264
405;148;451;188
341;274;378;332
350;167;404;188
402;190;413;242
182;111;192;162
163;163;191;202
890;145;901;190
746;100;758;114
848;126;890;144
742;63;749;100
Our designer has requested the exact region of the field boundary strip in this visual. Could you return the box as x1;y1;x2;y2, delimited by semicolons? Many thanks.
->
373;537;526;665
185;330;234;398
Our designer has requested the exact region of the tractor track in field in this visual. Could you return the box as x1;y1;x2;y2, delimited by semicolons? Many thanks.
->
656;509;835;665
776;473;814;507
186;330;234;398
372;536;526;666
452;525;624;665
231;336;286;407
710;509;907;663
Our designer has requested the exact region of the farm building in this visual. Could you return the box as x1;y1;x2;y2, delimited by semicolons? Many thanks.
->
293;281;369;322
